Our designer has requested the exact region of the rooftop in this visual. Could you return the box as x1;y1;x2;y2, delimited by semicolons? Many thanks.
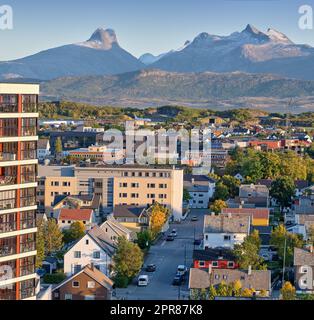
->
294;247;314;266
58;208;93;221
204;214;250;234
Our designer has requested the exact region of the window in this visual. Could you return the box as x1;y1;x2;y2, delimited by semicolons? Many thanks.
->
93;251;101;259
199;261;205;267
85;239;89;245
131;183;139;188
228;261;235;268
205;235;208;240
84;295;95;300
212;261;218;267
120;183;127;188
87;281;95;289
224;235;231;241
301;266;309;273
72;281;80;288
65;294;73;300
74;251;81;258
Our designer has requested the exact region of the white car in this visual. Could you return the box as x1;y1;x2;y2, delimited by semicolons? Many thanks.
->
177;265;188;276
138;275;149;286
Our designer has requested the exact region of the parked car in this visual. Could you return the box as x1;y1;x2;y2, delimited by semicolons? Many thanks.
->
166;234;175;241
146;264;156;272
170;229;177;237
138;275;149;286
172;273;184;286
177;265;188;276
191;216;198;222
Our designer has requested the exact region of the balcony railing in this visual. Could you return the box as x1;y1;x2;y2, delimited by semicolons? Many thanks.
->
0;152;17;162
22;103;37;113
0;222;17;233
0;199;16;210
0;290;16;301
0;103;18;113
20;219;36;230
20;241;36;253
0;245;16;257
0;176;17;186
20;197;36;208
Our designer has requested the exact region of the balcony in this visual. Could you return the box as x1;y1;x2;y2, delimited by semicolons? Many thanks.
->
0;152;17;162
0;244;16;257
0;175;17;186
0;199;16;211
0;103;18;113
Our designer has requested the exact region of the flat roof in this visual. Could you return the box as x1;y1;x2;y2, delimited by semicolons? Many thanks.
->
0;83;40;94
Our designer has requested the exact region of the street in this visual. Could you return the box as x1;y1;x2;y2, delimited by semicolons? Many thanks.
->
115;209;206;300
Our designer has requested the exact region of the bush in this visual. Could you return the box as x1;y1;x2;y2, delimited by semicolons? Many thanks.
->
43;272;67;284
114;274;130;288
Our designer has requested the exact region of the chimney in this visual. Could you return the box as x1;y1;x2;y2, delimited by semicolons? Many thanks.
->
248;265;252;276
90;263;94;271
208;265;212;275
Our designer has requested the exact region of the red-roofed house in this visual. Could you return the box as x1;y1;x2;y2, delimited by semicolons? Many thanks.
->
221;208;269;226
57;208;95;230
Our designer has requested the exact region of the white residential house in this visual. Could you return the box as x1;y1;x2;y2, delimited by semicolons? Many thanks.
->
203;213;251;249
37;139;51;161
184;175;216;209
56;208;95;231
64;225;116;277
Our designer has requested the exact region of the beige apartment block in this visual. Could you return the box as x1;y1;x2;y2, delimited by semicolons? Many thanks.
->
37;165;77;216
75;165;184;220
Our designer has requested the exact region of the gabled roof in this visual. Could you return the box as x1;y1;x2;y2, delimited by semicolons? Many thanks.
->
222;208;269;221
204;214;250;234
189;268;271;292
58;208;93;221
52;264;113;292
294;247;314;266
193;249;236;261
87;225;117;256
113;205;147;219
184;174;216;184
100;217;132;239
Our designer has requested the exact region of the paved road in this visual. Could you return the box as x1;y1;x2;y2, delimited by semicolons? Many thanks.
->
115;209;207;300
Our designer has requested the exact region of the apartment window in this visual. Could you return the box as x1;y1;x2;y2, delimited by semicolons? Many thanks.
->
205;235;208;240
138;172;142;177
73;265;81;273
159;184;167;189
123;172;128;177
212;261;218;267
228;261;235;268
93;251;101;259
85;239;89;245
87;281;95;289
159;194;167;199
147;183;156;188
119;193;127;198
74;251;81;258
131;172;135;177
152;173;156;177
145;172;149;177
131;183;139;188
131;193;139;198
147;194;155;199
120;182;128;188
224;235;231;241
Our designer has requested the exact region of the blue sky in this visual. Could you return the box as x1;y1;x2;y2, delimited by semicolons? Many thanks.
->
1;0;314;60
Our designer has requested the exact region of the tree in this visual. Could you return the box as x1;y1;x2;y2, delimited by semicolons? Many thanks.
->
233;239;266;270
55;137;63;154
36;218;46;268
270;176;295;210
221;175;241;198
63;221;85;244
113;237;144;279
183;188;191;202
216;281;232;297
270;224;303;266
137;230;153;250
308;224;314;245
231;280;242;297
45;219;64;255
281;281;296;300
208;285;217;300
150;203;168;237
247;229;262;250
213;182;229;201
210;199;227;214
241;288;255;297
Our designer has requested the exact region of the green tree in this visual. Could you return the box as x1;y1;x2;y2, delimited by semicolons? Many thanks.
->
221;175;241;198
270;224;304;266
210;199;227;214
183;188;191;202
45;219;64;255
308;225;314;245
208;285;217;300
281;281;296;300
113;237;144;279
36;218;46;268
233;237;266;270
63;221;85;244
270;176;295;210
213;182;229;200
137;230;153;250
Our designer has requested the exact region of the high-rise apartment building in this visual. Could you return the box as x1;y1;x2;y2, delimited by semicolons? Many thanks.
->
0;83;39;300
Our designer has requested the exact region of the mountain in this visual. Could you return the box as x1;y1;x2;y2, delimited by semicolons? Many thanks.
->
0;28;144;80
40;69;314;111
151;24;314;80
